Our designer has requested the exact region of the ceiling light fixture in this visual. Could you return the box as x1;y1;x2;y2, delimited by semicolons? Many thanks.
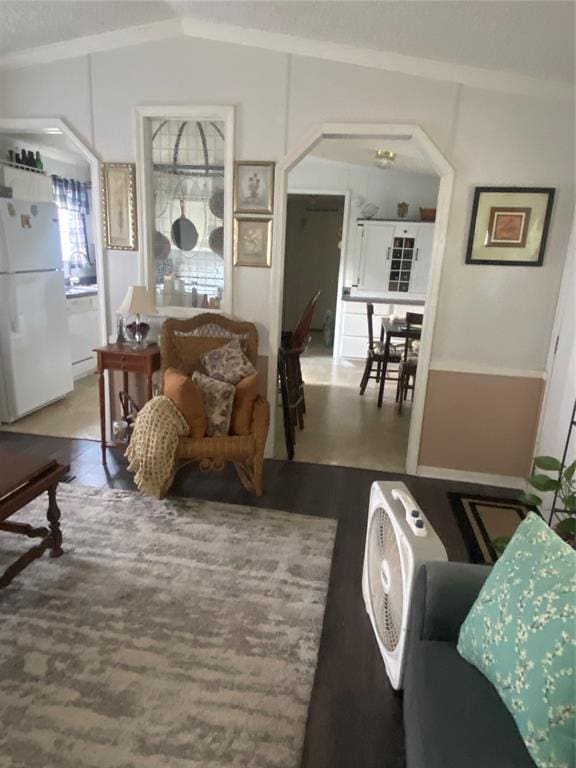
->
374;149;396;169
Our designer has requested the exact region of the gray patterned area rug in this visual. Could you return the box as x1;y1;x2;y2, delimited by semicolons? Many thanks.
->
0;485;337;768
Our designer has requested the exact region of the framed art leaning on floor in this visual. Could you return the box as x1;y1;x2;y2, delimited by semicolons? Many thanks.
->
465;187;555;266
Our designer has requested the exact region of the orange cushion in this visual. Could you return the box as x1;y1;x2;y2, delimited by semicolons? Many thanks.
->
163;367;207;438
230;373;259;436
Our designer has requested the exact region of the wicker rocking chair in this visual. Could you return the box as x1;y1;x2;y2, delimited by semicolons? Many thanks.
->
160;314;270;496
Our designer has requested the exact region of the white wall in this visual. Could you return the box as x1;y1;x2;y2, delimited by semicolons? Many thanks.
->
0;34;572;376
288;156;439;286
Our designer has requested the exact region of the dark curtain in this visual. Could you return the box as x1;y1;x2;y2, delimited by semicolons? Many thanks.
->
51;175;90;214
51;175;92;267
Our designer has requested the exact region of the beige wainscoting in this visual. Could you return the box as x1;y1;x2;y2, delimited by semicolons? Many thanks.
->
419;370;545;478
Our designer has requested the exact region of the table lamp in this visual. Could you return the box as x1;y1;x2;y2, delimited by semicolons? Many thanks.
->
117;285;156;347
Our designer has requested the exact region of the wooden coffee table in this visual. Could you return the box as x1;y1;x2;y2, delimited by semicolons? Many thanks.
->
0;452;70;589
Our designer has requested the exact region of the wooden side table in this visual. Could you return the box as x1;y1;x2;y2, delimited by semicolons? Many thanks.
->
94;343;161;464
0;452;69;589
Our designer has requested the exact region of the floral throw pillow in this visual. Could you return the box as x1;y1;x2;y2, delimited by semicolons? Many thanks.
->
458;512;576;768
202;338;256;385
191;372;235;437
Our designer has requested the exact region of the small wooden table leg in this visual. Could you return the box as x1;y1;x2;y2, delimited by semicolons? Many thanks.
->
47;485;63;558
147;372;153;401
98;368;107;464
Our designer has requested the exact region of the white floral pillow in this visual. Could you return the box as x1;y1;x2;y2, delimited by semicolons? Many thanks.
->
191;372;235;436
202;338;256;385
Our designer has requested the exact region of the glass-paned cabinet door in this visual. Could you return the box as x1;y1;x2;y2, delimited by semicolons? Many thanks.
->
389;236;415;293
142;110;233;311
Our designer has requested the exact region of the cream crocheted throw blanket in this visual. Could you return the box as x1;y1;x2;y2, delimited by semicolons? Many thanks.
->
126;395;189;498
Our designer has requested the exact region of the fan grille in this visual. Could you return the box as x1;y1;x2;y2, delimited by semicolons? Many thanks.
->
367;508;404;652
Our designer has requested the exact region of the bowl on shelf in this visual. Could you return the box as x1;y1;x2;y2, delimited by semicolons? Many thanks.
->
361;202;379;219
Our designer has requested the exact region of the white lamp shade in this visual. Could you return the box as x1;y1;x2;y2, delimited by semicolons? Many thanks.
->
118;285;156;316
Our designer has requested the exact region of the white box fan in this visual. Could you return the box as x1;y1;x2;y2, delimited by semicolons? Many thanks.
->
362;481;447;690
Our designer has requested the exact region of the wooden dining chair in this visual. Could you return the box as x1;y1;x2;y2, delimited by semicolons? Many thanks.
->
278;290;321;458
360;303;402;406
277;345;306;460
396;312;424;413
281;289;321;417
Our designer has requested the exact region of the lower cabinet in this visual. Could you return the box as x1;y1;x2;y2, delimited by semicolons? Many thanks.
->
67;295;100;379
338;299;426;359
339;301;392;359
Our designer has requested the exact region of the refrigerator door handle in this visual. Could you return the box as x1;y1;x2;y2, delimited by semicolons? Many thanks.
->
9;279;20;335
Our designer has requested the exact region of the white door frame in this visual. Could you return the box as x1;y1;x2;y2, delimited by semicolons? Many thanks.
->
0;117;107;347
268;123;454;475
284;188;350;356
534;213;575;458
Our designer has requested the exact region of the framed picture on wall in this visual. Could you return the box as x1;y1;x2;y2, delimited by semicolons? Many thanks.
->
101;162;138;251
233;216;272;267
234;161;275;214
465;187;555;266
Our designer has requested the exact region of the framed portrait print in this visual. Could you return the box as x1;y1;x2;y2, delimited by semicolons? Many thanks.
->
465;187;554;266
233;216;272;267
101;162;138;251
234;161;275;214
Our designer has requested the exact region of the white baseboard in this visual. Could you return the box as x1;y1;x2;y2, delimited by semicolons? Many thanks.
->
417;465;528;490
72;359;97;380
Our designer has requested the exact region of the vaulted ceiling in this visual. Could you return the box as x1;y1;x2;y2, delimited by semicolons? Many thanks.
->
0;1;573;85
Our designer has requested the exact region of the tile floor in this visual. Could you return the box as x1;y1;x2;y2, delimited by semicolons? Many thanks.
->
0;374;100;441
274;333;412;472
3;339;412;472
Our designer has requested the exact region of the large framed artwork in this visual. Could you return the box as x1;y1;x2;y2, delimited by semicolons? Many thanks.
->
233;216;272;267
101;162;138;251
465;187;555;266
234;161;275;215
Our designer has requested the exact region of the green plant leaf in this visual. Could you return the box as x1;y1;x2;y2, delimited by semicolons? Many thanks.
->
564;495;576;512
492;536;510;556
534;456;563;471
563;460;576;482
529;475;562;492
519;492;543;508
555;517;576;536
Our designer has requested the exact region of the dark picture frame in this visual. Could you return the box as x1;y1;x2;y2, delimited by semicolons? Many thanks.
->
465;187;555;266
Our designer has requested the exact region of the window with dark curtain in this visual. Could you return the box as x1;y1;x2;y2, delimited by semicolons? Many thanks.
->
51;175;92;275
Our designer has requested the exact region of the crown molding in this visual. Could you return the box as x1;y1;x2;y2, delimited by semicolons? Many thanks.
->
0;14;572;103
0;17;182;70
180;17;572;103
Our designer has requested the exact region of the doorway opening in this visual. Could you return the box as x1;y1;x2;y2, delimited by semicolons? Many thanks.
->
282;192;346;356
0;118;106;441
270;124;453;474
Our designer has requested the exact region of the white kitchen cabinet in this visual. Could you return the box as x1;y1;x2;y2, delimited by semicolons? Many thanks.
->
66;294;100;378
337;297;427;359
356;220;434;296
338;300;393;359
410;225;435;295
358;221;395;291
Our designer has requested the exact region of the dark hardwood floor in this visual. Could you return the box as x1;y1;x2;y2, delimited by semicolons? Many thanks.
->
0;431;518;768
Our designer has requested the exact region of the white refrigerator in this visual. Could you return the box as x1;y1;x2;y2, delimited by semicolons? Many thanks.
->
0;199;73;423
